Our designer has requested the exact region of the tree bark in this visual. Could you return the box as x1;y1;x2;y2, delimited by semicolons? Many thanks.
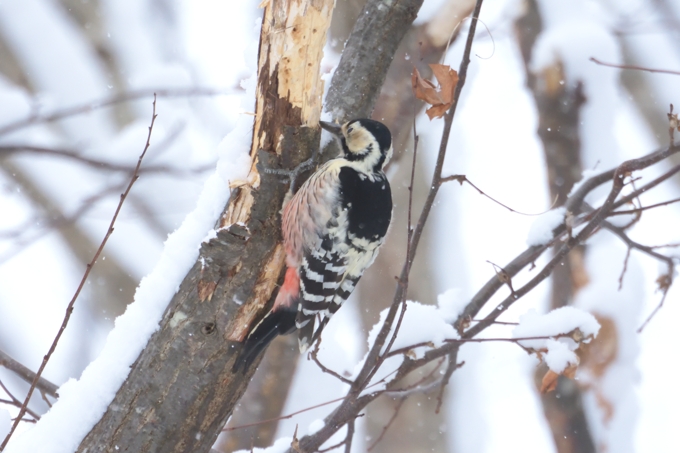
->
76;1;334;451
324;0;424;122
74;0;431;450
214;334;299;451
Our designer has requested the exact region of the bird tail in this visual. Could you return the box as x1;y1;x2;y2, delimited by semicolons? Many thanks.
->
232;267;300;372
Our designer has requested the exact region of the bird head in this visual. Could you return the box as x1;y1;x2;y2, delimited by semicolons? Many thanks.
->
320;118;393;172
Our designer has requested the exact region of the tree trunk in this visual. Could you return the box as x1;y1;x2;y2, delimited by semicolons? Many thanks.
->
515;3;595;453
74;0;428;450
76;1;334;451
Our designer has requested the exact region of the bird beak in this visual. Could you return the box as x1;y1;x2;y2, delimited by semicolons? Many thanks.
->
319;121;342;136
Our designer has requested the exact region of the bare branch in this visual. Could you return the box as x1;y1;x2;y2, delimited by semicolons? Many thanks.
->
463;144;680;339
311;340;354;385
590;57;680;76
0;145;210;176
0;87;232;138
0;380;41;422
1;94;158;450
291;2;487;451
367;399;404;452
0;350;59;399
609;196;680;216
441;174;559;215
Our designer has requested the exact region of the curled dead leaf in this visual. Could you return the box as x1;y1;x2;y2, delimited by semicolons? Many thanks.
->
411;67;444;105
570;327;584;343
540;369;559;394
540;364;578;394
656;273;672;291
411;64;459;119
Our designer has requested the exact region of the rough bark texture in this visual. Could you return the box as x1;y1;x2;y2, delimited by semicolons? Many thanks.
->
215;334;299;451
219;0;434;449
324;0;424;122
515;3;595;453
75;1;334;451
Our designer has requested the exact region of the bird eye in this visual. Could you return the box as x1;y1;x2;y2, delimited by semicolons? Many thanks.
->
347;127;354;134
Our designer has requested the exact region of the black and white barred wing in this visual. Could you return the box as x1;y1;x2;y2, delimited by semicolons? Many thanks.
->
296;241;346;349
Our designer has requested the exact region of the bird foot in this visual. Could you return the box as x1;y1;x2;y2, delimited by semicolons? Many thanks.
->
265;157;315;185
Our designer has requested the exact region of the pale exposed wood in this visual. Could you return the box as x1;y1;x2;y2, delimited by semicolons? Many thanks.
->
75;1;335;452
227;243;287;342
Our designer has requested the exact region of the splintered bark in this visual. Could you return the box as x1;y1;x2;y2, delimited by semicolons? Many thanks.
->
219;0;431;448
75;1;334;452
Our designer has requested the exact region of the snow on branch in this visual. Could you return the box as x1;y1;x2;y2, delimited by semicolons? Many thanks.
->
512;307;600;373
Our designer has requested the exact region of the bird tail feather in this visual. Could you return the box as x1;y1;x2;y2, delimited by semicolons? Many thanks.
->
232;267;300;372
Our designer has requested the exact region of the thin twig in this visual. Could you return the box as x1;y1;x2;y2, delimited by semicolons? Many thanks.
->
0;145;206;176
434;355;463;413
610;163;680;211
650;242;680;249
373;121;420;373
590;57;680;76
317;436;347;453
609;196;680;215
0;87;231;138
385;357;446;397
638;286;671;333
0;349;59;398
0;94;158;450
0;181;128;264
295;3;487;451
223;377;389;433
351;0;485;398
463;146;680;339
311;341;353;385
343;420;355;453
222;396;349;433
441;174;558;215
472;319;518;325
618;246;632;291
367;399;405;452
0;380;40;422
602;221;675;331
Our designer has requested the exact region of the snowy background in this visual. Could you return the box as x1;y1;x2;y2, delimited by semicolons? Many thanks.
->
0;0;679;452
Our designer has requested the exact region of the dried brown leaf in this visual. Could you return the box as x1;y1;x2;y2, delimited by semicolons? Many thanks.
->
563;363;577;379
411;65;459;119
579;316;617;378
540;364;578;394
411;67;444;105
429;63;458;104
426;104;451;120
540;370;559;394
657;273;672;291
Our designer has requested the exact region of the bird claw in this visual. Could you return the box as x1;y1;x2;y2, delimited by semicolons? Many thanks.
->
264;156;316;189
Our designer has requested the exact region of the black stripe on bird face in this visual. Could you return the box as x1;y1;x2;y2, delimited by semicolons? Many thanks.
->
339;119;392;170
355;119;391;153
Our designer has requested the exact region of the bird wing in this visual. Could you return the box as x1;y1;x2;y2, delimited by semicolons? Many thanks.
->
280;160;357;349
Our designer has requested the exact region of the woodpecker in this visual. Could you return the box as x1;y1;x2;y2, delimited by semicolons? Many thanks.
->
235;118;393;369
